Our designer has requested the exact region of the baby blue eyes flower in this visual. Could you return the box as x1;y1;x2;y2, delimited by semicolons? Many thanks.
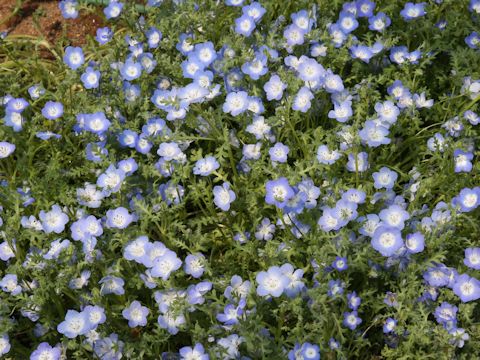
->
356;0;375;17
120;60;142;81
465;31;480;49
41;101;64;120
104;1;124;19
292;86;314;112
453;149;473;173
405;232;425;254
464;248;480;270
59;0;78;19
337;12;359;34
383;318;398;334
213;182;236;211
265;177;295;209
0;274;21;295
256;266;290;297
379;204;410;230
57;310;89;338
332;256;348;271
372;167;398;189
346;152;369;172
63;46;84;70
81;67;101;89
235;14;256;37
453;274;480;303
39;204;69;234
30;342;61;360
99;275;125;295
242;2;266;22
96;27;113;45
179;343;209;360
84;305;106;328
84;112;111;135
0;142;15;159
223;91;249;116
184;253;206;278
284;24;305;46
28;84;45;99
400;2;427;21
368;12;391;31
105;207;134;229
193;156;220;176
151;249;182;280
264;75;287;101
371;226;404;257
122;301;150;327
343;311;362;330
268;142;289;163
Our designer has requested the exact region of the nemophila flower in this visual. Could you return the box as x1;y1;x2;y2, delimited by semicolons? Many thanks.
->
57;310;89;338
0;240;15;261
464;248;480;270
94;333;124;360
379;204;410;230
470;0;480;13
453;274;480;302
265;177;294;209
122;301;149;328
151;249;182;280
28;84;44;99
310;42;327;57
297;57;325;82
243;2;266;22
292;86;314;112
192;42;217;67
63;46;84;70
368;12;391;31
413;92;434;108
0;142;15;159
264;74;287;101
123;235;150;264
454;149;473;173
41;101;64;120
337;11;358;34
327;279;344;297
332;256;348;271
6;97;29;113
342;189;366;205
423;264;455;288
59;0;78;19
434;302;458;329
104;1;123;19
0;335;10;356
235;14;256;36
373;167;398;189
120;60;142;81
349;44;374;63
375;101;399;125
97;165;125;194
427;133;446;152
159;181;184;205
81;67;101;89
255;218;275;240
318;207;345;232
30;342;61;360
269;142;289;163
193;156;220;176
118;158;138;176
346;152;369;172
465;32;480;49
449;327;470;348
43;238;70;260
84;112;111;135
329;100;354;123
39;205;69;234
106;207;134;229
405;232;425;254
0;274;21;295
400;2;427;21
179;343;209;360
99;275;125;296
157;312;186;335
95;26;113;45
347;291;361;310
84;305;106;328
383;318;397;334
184;253;206;278
216;301;245;325
324;71;344;93
464;110;479;125
343;311;362;330
213;182;236;211
246;116;271;139
118;129;139;148
146;27;162;48
316;145;341;165
284;24;306;46
35;131;61;140
256;266;290;297
223;91;249;116
371;226;403;257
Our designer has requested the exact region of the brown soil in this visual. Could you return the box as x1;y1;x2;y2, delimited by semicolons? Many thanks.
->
0;0;103;46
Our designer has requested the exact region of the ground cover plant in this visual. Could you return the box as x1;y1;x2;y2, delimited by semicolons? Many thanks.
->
0;0;480;359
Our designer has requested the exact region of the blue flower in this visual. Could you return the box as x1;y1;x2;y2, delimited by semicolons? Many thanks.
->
343;311;362;330
57;310;89;338
184;253;206;278
235;14;256;36
453;274;480;302
292;86;314;112
383;318;398;334
465;32;480;49
0;274;21;295
265;177;294;209
332;256;348;271
268;142;289;163
213;182;236;211
283;24;306;46
453;149;473;173
179;343;209;360
223;91;249;116
400;2;427;21
104;1;124;19
122;301;150;327
356;0;376;17
405;232;425;254
242;2;266;22
84;305;106;328
372;167;398;189
464;248;480;270
291;10;313;33
371;226;403;257
105;207;134;229
256;266;290;297
99;275;125;295
120;60;142;81
193;156;220;176
81;67;101;89
95;27;113;45
151;249;182;280
379;204;410;230
63;46;84;70
346;152;369;172
146;27;162;48
59;0;78;19
39;205;69;234
41;101;64;120
0;142;15;159
30;342;61;360
337;12;359;34
347;291;361;310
